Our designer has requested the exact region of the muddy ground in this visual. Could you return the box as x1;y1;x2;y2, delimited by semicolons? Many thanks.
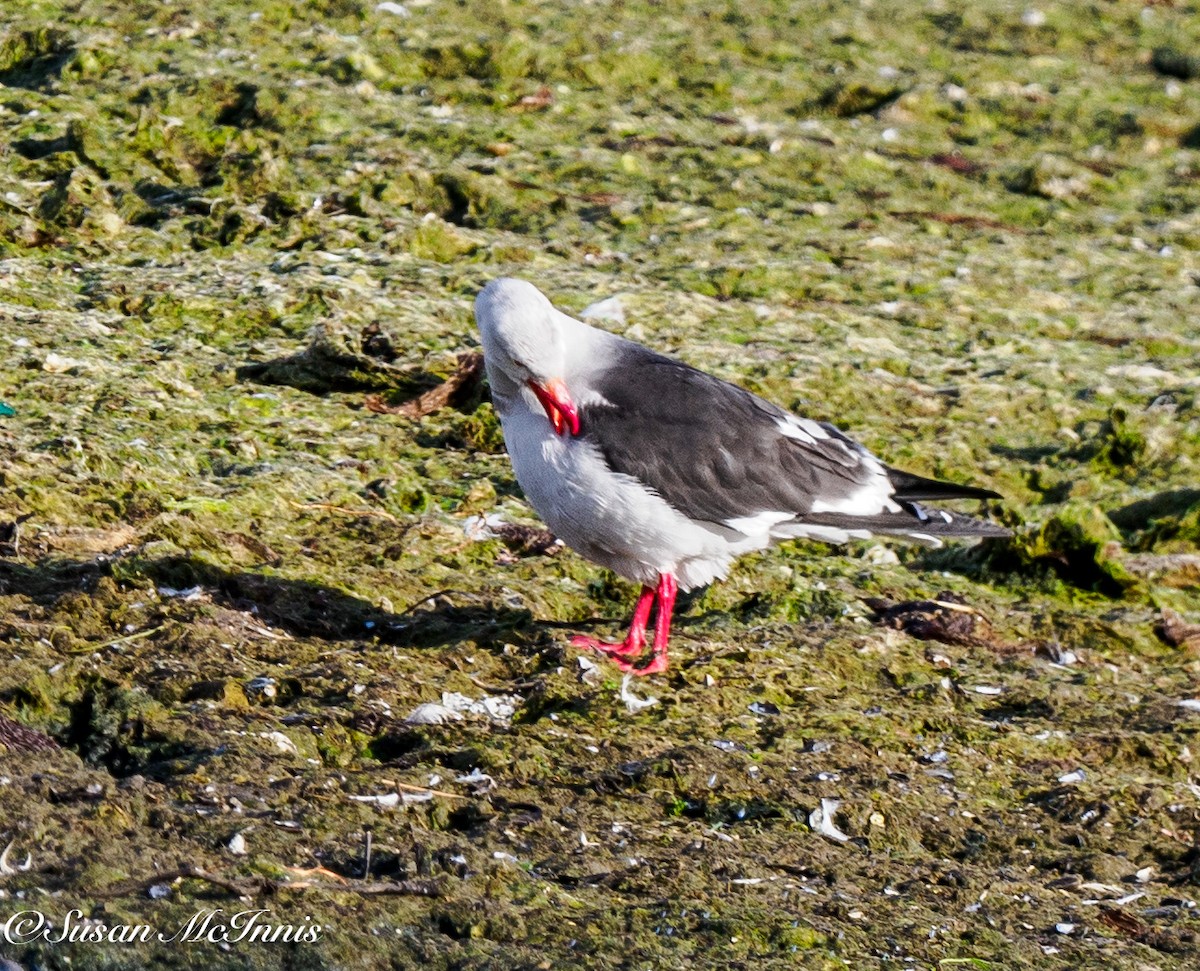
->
1;1;1200;968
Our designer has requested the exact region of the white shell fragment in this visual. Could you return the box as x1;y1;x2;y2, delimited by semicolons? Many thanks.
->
350;792;402;809
158;585;204;601
404;702;463;725
350;788;436;809
462;513;507;541
1057;768;1086;784
455;768;497;792
227;832;248;856
1176;699;1200;712
263;731;298;755
1077;881;1126;901
0;841;32;875
577;656;602;684
405;690;521;725
478;695;518;721
619;674;659;713
809;798;850;843
439;691;522;722
1112;891;1146;906
440;691;477;711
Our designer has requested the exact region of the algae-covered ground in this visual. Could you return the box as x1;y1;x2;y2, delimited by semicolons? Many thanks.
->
1;0;1200;967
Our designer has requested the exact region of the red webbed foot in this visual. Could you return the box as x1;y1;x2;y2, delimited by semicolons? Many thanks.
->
570;584;655;660
571;578;674;675
570;634;644;658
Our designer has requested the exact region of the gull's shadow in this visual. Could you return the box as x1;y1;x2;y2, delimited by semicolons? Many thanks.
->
0;552;538;782
0;552;533;651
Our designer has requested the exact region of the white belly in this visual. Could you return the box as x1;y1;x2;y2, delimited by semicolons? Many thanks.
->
498;400;753;590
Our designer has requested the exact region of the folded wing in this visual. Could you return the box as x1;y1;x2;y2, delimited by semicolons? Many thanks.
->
579;343;1007;544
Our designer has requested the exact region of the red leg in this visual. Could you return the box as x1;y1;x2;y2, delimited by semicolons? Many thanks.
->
636;573;677;676
591;573;677;676
571;584;654;657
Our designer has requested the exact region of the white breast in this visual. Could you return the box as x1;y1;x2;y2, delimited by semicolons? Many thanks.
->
494;387;756;590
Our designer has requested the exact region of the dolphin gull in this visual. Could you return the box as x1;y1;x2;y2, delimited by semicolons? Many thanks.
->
474;278;1009;675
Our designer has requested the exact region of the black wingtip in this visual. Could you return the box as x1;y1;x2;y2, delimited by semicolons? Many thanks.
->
887;468;1003;503
799;508;1011;543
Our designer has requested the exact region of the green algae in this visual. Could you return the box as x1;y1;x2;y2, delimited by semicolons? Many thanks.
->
0;0;1199;968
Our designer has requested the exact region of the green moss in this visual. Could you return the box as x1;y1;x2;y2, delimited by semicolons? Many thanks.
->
1015;501;1139;596
1;0;1199;967
408;218;481;262
1081;407;1148;478
0;25;72;85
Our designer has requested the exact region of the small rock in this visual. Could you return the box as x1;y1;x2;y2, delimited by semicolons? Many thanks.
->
1008;154;1094;200
245;676;277;703
1159;609;1200;652
862;544;900;566
42;352;86;373
579;295;626;325
943;83;968;105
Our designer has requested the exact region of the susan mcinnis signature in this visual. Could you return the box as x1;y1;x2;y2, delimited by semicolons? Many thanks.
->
1;908;322;945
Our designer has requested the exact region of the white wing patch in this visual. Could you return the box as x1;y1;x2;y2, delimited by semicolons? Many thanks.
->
773;523;874;544
808;453;901;516
723;510;795;536
775;416;831;445
775;416;903;518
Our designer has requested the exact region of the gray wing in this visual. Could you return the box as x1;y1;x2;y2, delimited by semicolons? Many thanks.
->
579;344;889;526
578;342;1007;539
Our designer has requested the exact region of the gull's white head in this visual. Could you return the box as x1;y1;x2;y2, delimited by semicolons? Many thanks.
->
474;278;580;436
474;278;564;383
